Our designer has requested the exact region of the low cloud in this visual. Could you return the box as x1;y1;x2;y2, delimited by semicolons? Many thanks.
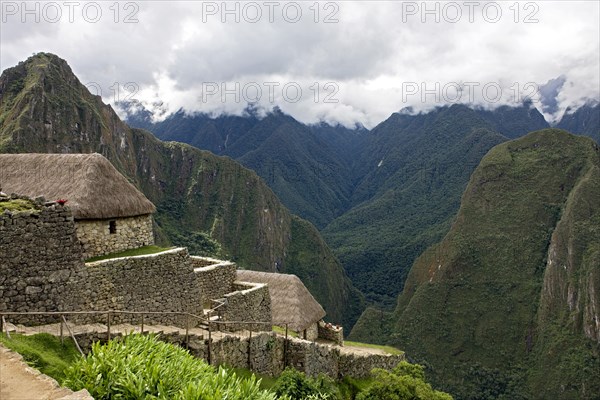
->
1;1;598;128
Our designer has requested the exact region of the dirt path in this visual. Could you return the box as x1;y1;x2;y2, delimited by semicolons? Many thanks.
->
0;344;73;400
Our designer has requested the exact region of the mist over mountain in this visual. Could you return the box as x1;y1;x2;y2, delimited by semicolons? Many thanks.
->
538;75;567;115
0;53;365;329
126;105;368;229
126;101;562;307
2;52;599;399
557;102;600;143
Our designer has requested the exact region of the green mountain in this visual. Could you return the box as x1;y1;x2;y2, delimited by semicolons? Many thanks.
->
0;52;365;329
472;102;550;139
557;102;600;143
350;129;600;399
323;105;522;306
129;103;549;308
126;107;366;229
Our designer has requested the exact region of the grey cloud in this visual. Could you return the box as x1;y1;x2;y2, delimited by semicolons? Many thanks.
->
1;1;598;128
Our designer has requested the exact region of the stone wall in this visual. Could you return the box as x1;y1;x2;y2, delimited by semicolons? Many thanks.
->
286;338;340;377
0;198;203;326
0;199;84;323
318;321;344;346
76;214;154;259
191;257;237;308
219;282;271;332
73;248;202;325
69;331;404;380
304;322;319;341
338;352;405;379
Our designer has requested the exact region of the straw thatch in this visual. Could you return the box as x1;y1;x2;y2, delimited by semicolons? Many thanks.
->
0;153;156;219
237;270;326;332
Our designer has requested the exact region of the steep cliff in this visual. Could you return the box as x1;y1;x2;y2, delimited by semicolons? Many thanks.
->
0;53;365;328
351;129;600;398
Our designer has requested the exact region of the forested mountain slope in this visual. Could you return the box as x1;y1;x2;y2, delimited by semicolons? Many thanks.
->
350;129;600;399
0;53;365;329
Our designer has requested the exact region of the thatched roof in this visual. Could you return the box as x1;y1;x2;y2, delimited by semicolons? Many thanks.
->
0;153;156;219
237;270;326;332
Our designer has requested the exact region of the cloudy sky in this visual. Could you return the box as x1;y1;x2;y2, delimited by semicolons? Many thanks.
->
1;1;599;128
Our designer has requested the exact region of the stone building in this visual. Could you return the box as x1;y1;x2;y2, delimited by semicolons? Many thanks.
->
237;270;327;341
0;153;156;259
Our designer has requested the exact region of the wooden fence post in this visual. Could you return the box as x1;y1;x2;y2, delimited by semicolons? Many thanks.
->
62;315;84;356
248;329;252;368
185;314;190;349
208;320;212;365
284;323;288;368
107;311;111;341
60;314;64;346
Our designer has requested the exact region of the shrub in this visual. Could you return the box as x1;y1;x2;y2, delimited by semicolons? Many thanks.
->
272;368;340;400
64;334;275;400
357;362;453;400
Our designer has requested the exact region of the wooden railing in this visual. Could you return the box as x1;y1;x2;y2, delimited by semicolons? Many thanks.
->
0;310;279;365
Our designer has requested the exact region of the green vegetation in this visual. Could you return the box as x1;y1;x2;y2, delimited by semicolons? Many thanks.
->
0;198;39;213
271;364;451;400
224;366;278;390
272;367;341;400
64;334;275;400
0;52;364;333
285;216;366;329
272;325;299;338
1;333;449;400
0;333;81;384
324;105;509;307
351;130;600;398
344;341;403;356
85;245;173;263
357;362;452;400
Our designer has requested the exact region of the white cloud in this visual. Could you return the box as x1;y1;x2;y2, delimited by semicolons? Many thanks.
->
1;1;598;128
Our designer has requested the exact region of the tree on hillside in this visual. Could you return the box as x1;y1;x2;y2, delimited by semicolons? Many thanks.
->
357;362;453;400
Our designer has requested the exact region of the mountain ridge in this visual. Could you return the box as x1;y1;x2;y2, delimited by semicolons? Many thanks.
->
0;52;366;329
350;129;600;398
127;102;561;307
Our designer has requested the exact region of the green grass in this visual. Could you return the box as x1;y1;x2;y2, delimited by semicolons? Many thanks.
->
344;340;404;356
272;325;299;338
0;198;39;213
272;325;403;355
85;245;173;262
224;366;278;390
0;333;81;384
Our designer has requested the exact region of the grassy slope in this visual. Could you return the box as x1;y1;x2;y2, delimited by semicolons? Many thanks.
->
0;333;81;384
351;129;600;398
1;332;404;400
0;53;364;329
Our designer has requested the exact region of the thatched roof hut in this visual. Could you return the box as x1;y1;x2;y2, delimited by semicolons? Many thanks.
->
237;270;326;332
0;153;155;219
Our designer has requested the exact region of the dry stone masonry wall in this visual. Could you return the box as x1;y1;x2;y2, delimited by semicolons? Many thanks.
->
0;198;83;323
1;195;406;382
191;257;237;308
318;321;344;346
0;199;202;326
220;282;272;332
304;323;319;341
71;330;404;380
76;214;154;259
75;248;203;325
